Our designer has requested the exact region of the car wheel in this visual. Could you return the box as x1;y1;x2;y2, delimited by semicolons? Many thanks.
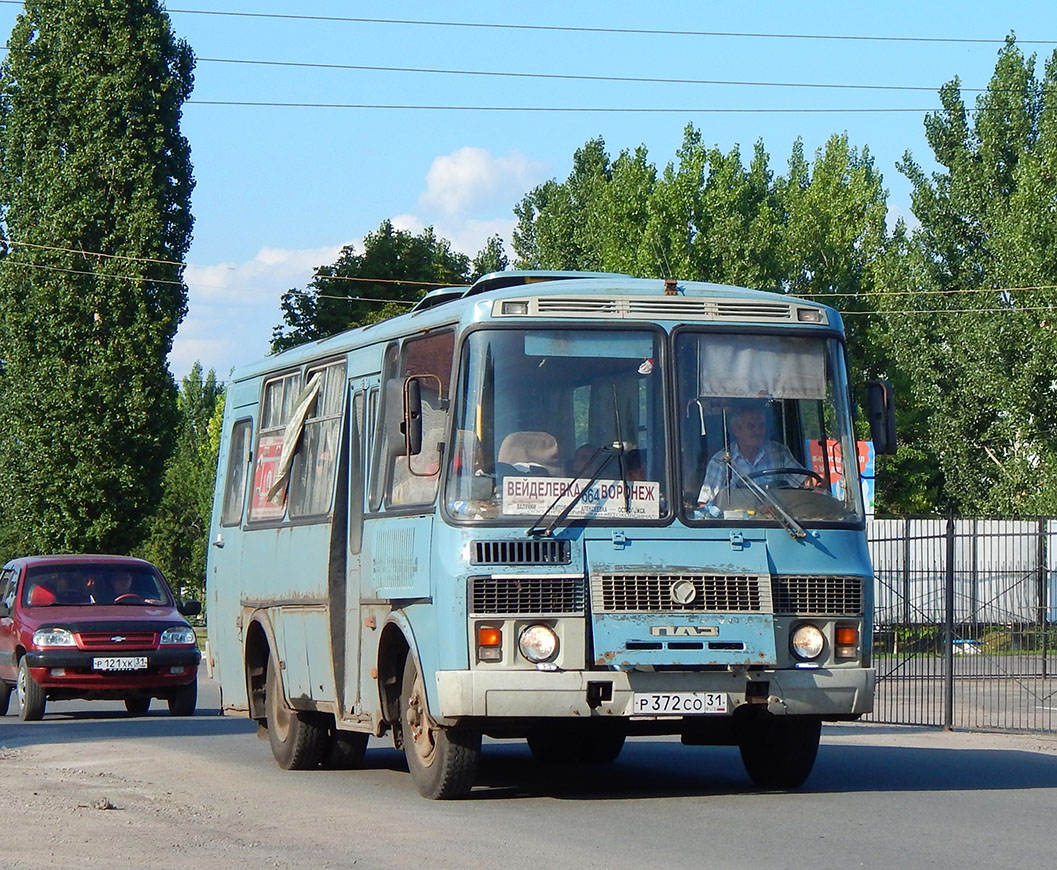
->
167;677;197;717
17;657;46;721
265;657;326;769
124;696;151;716
400;654;480;799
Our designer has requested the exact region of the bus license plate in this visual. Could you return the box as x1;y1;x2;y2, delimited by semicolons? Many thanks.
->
92;657;148;671
632;692;728;715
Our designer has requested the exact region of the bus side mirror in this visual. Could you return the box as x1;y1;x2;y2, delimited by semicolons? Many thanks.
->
385;377;423;459
866;380;897;455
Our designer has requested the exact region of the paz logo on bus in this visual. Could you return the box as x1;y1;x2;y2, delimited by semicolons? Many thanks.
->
649;626;719;637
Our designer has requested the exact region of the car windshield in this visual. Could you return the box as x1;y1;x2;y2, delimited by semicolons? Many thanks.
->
23;565;171;607
675;331;865;525
444;328;668;526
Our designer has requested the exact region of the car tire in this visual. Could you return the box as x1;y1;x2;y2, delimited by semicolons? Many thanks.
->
124;696;151;715
167;677;197;716
266;656;326;769
17;657;46;721
0;682;11;716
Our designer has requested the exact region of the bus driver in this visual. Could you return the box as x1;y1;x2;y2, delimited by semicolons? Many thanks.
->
697;403;812;506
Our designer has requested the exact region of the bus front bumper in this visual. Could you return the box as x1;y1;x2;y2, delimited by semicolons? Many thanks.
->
434;666;874;722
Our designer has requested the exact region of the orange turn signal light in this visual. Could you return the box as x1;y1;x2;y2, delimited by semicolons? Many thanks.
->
835;626;858;645
478;626;502;647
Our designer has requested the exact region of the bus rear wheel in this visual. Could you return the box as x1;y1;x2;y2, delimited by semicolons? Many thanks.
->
738;716;821;789
400;654;480;799
266;656;327;770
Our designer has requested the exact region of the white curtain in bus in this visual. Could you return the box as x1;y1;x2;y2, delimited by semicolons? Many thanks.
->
697;335;826;400
266;372;322;502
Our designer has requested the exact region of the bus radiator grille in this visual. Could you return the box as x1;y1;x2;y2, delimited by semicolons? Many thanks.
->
469;575;585;615
592;573;771;613
771;575;864;616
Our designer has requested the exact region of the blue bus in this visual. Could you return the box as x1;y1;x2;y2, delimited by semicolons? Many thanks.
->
206;271;895;798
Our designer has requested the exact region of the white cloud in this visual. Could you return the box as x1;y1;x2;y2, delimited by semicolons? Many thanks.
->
419;147;547;219
171;242;347;381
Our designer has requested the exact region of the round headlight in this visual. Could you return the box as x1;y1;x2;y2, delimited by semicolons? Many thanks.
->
33;627;76;648
518;624;559;663
791;624;825;660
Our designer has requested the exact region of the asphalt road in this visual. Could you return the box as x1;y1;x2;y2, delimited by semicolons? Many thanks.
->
3;670;1057;870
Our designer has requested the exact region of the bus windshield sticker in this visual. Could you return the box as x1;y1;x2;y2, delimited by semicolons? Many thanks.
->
503;476;661;520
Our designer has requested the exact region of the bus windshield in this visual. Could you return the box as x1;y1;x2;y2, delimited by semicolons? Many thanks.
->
444;328;668;524
675;331;864;525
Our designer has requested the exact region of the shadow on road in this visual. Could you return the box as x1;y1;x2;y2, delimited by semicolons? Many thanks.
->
0;710;256;746
464;736;1057;800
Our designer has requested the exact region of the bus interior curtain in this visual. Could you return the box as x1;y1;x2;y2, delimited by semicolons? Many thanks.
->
267;372;323;502
697;335;826;400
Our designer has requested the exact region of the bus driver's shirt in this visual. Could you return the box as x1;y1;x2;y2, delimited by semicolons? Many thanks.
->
697;440;804;505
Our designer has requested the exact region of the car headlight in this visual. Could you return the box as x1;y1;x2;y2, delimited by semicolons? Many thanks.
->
160;626;197;646
518;624;559;663
791;624;825;660
33;627;76;647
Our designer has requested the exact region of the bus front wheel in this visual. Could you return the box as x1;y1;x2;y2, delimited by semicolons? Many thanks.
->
738;716;821;789
266;656;327;770
400;655;480;799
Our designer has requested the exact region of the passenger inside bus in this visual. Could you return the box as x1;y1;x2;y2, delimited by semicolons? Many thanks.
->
496;430;564;477
697;402;812;506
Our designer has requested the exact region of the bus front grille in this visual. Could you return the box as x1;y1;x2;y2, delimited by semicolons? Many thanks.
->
470;575;585;615
471;539;572;565
592;573;771;613
771;575;864;616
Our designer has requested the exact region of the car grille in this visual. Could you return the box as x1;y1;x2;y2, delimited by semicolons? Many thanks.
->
470;575;585;615
592;573;772;613
771;575;865;616
77;631;158;651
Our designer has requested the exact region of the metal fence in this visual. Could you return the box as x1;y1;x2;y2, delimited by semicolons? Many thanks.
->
866;517;1057;732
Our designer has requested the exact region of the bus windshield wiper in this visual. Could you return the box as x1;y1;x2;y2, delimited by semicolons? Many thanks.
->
526;444;619;538
723;457;807;539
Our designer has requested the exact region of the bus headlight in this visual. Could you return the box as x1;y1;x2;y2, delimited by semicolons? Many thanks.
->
791;624;825;660
518;624;559;663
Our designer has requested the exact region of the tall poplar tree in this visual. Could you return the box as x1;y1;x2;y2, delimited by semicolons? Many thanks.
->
0;1;195;554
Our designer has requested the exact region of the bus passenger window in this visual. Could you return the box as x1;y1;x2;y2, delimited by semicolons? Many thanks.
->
289;360;346;519
220;419;253;526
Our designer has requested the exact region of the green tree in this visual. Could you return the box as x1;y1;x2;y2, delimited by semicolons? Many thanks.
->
272;220;471;351
0;0;195;554
471;234;509;278
878;36;1057;513
139;364;221;601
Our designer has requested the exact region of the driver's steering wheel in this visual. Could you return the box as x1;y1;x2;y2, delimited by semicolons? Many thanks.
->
747;467;825;488
114;593;144;604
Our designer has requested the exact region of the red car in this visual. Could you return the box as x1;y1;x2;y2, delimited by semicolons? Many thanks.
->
0;554;201;720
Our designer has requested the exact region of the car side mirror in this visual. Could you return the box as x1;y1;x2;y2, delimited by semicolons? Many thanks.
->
866;380;897;455
178;600;202;617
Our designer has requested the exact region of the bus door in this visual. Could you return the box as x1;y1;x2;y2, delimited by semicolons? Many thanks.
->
337;377;372;718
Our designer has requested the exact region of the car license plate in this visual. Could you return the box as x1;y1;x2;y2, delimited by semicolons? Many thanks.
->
632;691;728;715
92;657;148;671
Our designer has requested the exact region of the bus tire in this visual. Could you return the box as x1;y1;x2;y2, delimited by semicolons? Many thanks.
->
266;656;326;770
738;716;821;789
323;729;369;769
400;654;480;799
527;732;626;764
17;657;46;721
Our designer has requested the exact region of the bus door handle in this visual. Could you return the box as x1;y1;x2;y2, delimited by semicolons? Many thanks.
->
212;534;225;549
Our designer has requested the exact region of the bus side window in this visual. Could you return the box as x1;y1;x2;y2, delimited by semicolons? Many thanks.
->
289;360;347;519
383;330;455;509
220;419;253;527
349;390;365;555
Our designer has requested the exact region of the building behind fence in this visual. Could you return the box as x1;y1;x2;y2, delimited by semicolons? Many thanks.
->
866;517;1057;732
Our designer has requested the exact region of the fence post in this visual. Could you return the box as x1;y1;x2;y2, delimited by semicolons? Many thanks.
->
1040;518;1049;681
944;514;956;730
903;516;912;626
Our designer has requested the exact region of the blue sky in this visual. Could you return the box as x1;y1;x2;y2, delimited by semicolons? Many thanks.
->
1;0;1054;380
